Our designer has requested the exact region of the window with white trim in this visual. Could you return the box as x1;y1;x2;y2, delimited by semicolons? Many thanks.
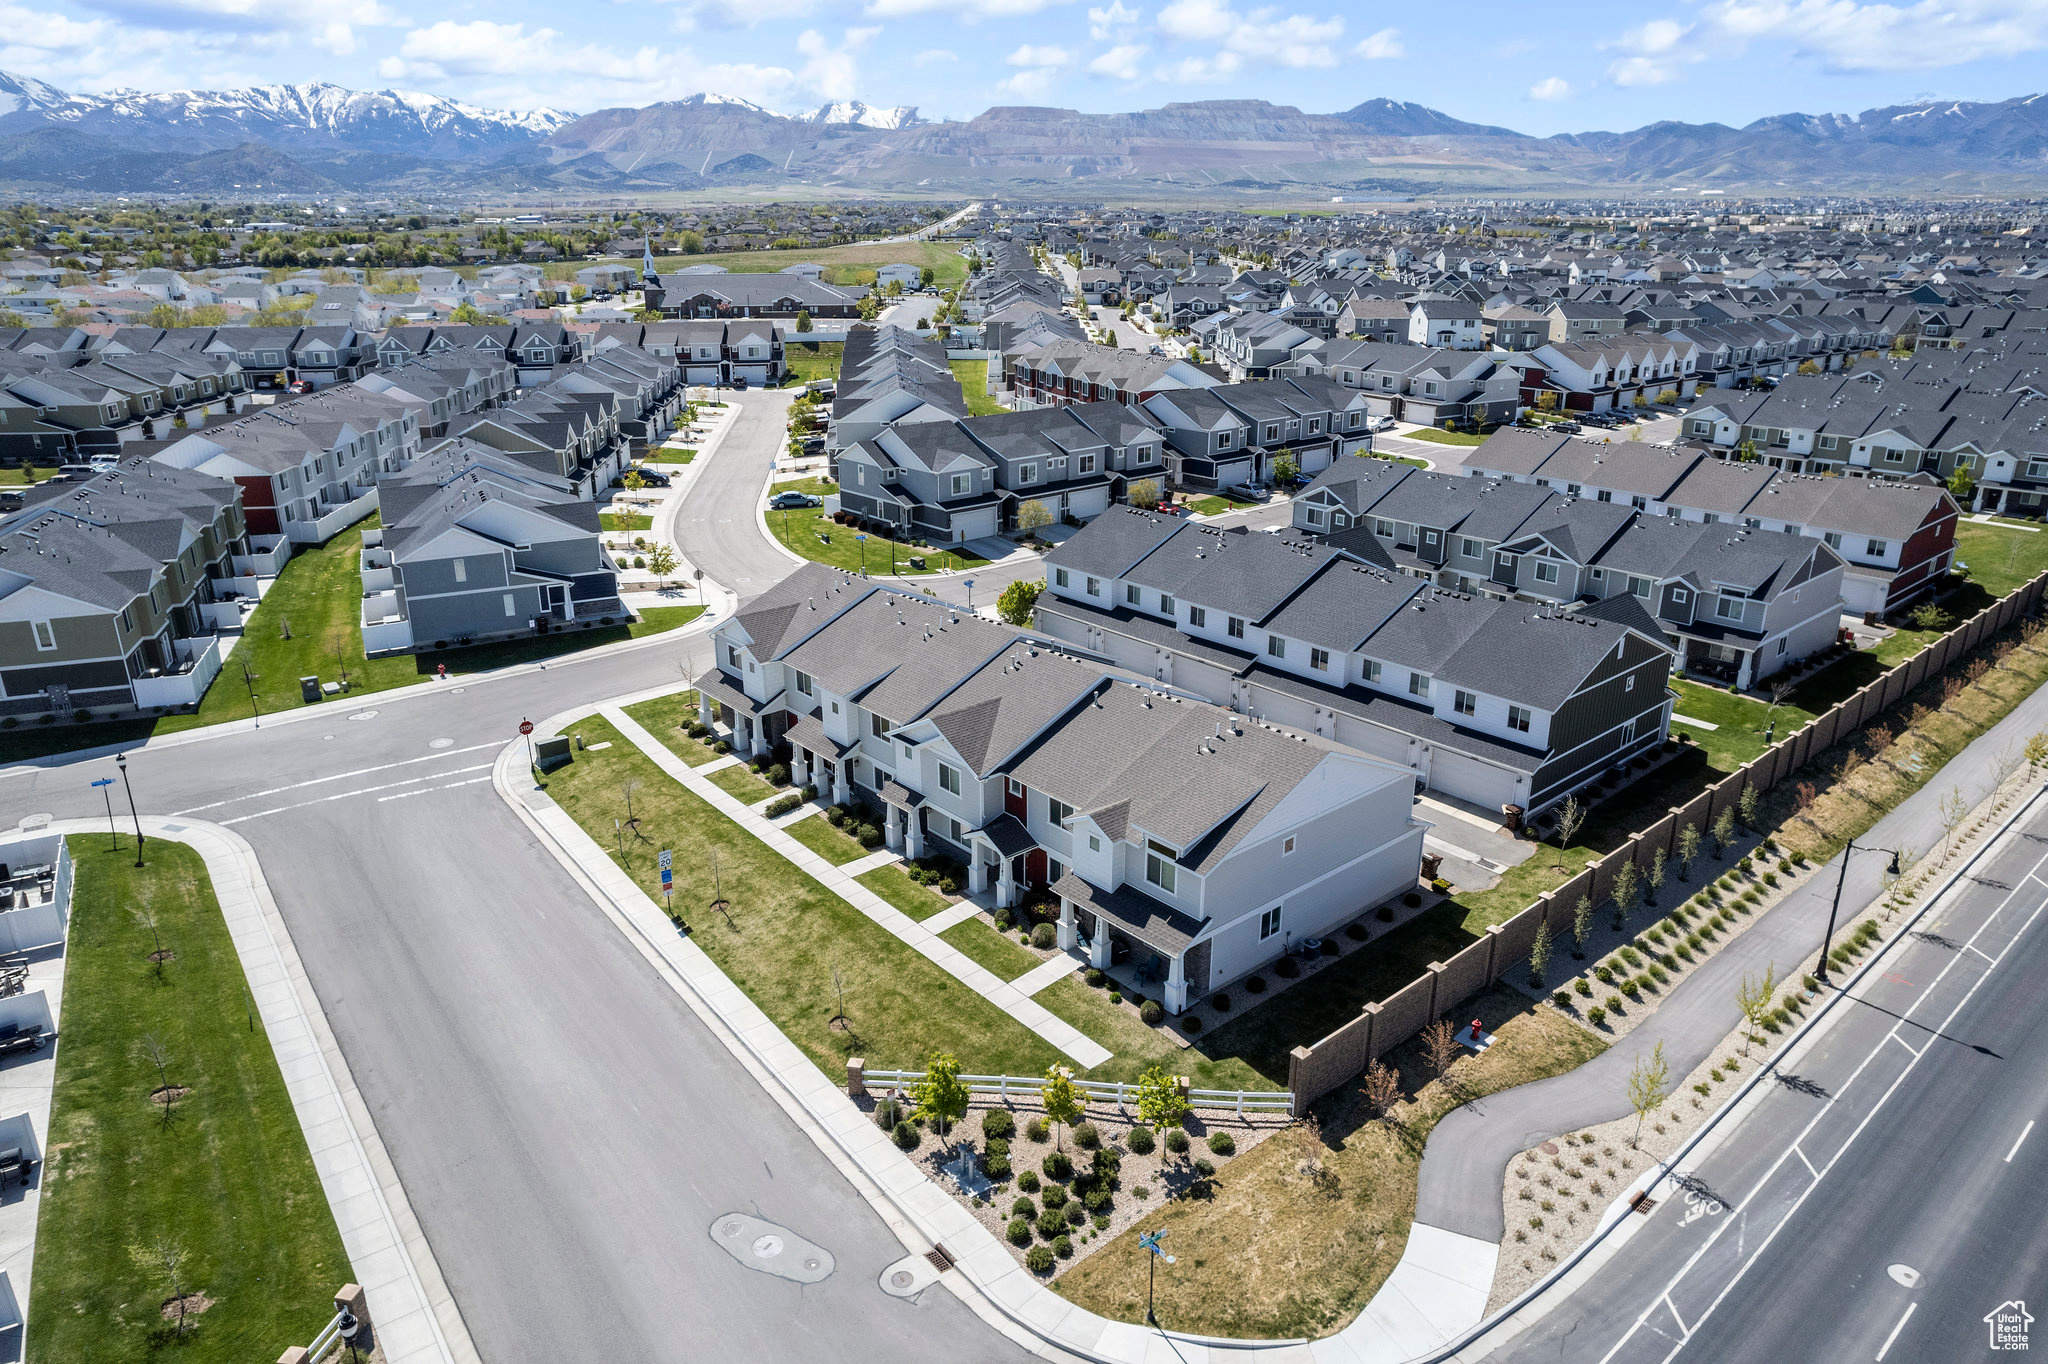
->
1188;605;1206;628
939;763;961;796
1282;836;1296;855
1055;568;1070;588
1534;560;1559;584
1310;647;1329;672
1227;616;1246;639
1267;635;1285;658
1126;584;1141;606
1364;659;1382;683
1865;539;1888;557
1409;672;1430;698
32;620;55;651
1507;705;1531;732
1454;689;1476;716
1715;593;1745;621
502;593;517;617
795;670;813;696
1145;841;1177;893
1259;906;1282;939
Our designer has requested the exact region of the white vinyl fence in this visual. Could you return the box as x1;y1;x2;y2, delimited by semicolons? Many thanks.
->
864;1069;1294;1117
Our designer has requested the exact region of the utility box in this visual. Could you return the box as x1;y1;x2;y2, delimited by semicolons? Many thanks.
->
299;676;321;703
535;735;573;772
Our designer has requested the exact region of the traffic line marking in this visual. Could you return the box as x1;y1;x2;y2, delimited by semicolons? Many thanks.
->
2007;1120;2035;1163
1875;1301;1916;1361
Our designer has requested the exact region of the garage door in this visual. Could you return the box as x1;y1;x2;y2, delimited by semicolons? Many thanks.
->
1427;749;1519;810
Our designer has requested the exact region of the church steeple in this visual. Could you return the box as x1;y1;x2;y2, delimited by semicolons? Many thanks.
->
642;233;660;287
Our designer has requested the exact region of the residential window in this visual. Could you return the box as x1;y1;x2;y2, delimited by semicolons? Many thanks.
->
939;763;961;796
1145;841;1177;893
1534;561;1559;584
1715;594;1745;621
1865;539;1888;557
950;473;970;496
1135;447;1154;465
795;670;813;696
502;593;516;617
1048;798;1073;825
1160;594;1175;615
1507;705;1531;732
1454;689;1477;716
31;620;55;651
1267;635;1286;658
1009;778;1024;796
1824;531;1843;549
1777;637;1789;655
1055;568;1070;588
1189;606;1207;628
1462;537;1483;557
1306;508;1325;527
1259;907;1282;940
453;558;467;583
902;742;915;760
119;608;133;632
1018;464;1037;485
1282;835;1296;855
1364;660;1383;683
1227;616;1246;639
1310;647;1330;672
1088;834;1101;852
1080;454;1096;474
1409;672;1430;698
1086;576;1101;597
872;713;888;738
1629;576;1654;598
1126;584;1142;606
727;645;742;669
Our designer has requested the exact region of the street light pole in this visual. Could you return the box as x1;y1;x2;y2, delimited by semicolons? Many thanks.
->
1817;839;1900;984
115;752;145;867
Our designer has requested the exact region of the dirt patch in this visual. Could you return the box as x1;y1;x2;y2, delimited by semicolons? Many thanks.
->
149;1085;191;1106
147;949;176;963
160;1291;213;1320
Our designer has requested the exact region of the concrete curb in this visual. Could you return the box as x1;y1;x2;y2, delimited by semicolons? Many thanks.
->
39;817;477;1364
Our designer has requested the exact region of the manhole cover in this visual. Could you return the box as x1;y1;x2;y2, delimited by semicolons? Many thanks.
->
346;710;379;722
880;1252;938;1299
17;814;50;830
890;1270;914;1290
451;687;467;694
709;1215;832;1284
429;738;454;750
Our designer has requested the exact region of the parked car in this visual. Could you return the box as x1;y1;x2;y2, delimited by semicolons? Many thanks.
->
286;378;314;394
611;467;671;488
768;490;823;510
732;375;749;391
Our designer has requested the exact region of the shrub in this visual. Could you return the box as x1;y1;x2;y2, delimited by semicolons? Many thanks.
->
1594;964;1615;984
1026;1245;1055;1274
1164;1128;1190;1154
1126;1125;1156;1154
1648;963;1669;984
1139;1001;1164;1025
1031;923;1057;949
1587;1006;1607;1026
893;1121;919;1150
1192;1157;1215;1178
1035;1209;1067;1240
1011;1195;1036;1217
1210;992;1231;1012
1040;1184;1068;1211
764;794;804;818
1017;1171;1040;1193
1065;1202;1087;1227
1054;1234;1074;1259
1378;904;1396;922
1183;1015;1203;1034
994;913;1013;932
1575;978;1593;997
1025;1116;1049;1143
1618;946;1641;967
712;740;731;754
855;822;883;847
984;1137;1010;1161
939;877;961;895
1346;922;1369;941
1674;941;1695;962
1008;1217;1032;1245
1043;1151;1073;1181
1074;1122;1100;1150
1402;891;1422;908
1208;1131;1235;1156
984;1108;1016;1140
1083;1186;1112;1211
984;1154;1011;1179
825;805;846;827
1246;975;1267;994
1108;992;1122;1004
1321;938;1340;957
1274;955;1300;979
1553;991;1573;1009
766;762;790;787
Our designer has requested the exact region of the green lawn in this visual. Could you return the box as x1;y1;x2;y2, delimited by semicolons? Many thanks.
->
1668;678;1812;773
707;763;778;804
645;241;968;289
30;840;351;1363
949;358;1004;416
784;813;871;865
1402;427;1489;446
544;715;1066;1078
0;464;54;485
600;511;654;533
785;341;843;384
1186;490;1262;517
1956;520;2048;599
940;917;1042;980
766;477;989;576
857;864;954;920
622;691;726;768
651;447;697;464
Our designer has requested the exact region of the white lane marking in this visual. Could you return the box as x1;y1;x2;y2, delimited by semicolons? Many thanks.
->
1662;1293;1690;1337
2007;1120;2035;1163
171;742;501;814
377;776;493;802
1592;843;2048;1364
1875;1301;1917;1361
1890;1033;1923;1058
218;764;495;825
1969;943;1998;963
1793;1145;1819;1178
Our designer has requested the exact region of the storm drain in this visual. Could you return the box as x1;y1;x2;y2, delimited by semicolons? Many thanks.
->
710;1214;834;1284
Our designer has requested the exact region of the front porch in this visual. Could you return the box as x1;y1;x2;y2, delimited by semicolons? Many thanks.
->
1053;873;1205;1015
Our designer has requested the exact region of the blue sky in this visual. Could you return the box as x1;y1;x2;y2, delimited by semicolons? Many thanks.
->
3;0;2046;135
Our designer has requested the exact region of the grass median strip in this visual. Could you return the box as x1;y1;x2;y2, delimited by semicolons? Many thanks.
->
621;691;725;767
939;917;1041;981
31;841;352;1363
855;864;953;920
546;715;1065;1076
784;813;872;866
707;763;778;804
1054;985;1605;1339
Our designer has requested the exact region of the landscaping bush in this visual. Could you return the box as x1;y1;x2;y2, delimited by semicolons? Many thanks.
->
984;1136;1010;1159
766;763;790;787
1108;992;1122;1005
1040;1184;1068;1210
1065;1202;1087;1227
712;740;731;754
764;794;804;818
1026;1246;1055;1274
1587;1006;1608;1027
1073;1122;1100;1150
1192;1158;1216;1178
1054;1234;1074;1259
1182;1015;1203;1034
1031;923;1057;950
874;1098;903;1128
1207;1132;1235;1156
1036;1210;1068;1240
1594;964;1615;984
984;1108;1016;1140
994;913;1013;932
1017;1171;1040;1193
1126;1125;1156;1154
1164;1129;1190;1154
1618;946;1641;967
1659;953;1678;971
1402;892;1422;908
1043;1151;1073;1181
1648;963;1669;984
1085;969;1106;987
1345;922;1369;940
893;1121;919;1150
1210;992;1231;1012
1246;975;1267;994
1553;991;1574;1009
1377;904;1396;922
1574;978;1593;997
1083;1186;1112;1211
1008;1217;1032;1246
1274;955;1300;979
855;822;883;847
983;1154;1012;1180
1674;941;1695;962
1012;1195;1036;1217
826;806;846;827
939;877;960;895
1139;1001;1164;1025
1320;937;1341;957
1025;1116;1049;1142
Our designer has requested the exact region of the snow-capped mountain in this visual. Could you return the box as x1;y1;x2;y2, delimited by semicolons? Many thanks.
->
796;101;923;131
667;92;777;116
0;70;571;159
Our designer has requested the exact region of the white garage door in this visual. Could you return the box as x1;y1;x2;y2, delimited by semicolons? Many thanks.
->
1427;749;1519;810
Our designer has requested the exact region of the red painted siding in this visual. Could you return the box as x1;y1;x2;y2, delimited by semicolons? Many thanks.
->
235;474;279;537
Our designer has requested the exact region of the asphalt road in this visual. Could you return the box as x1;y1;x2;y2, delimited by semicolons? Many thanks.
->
672;387;801;604
1479;791;2048;1364
2;389;1045;1363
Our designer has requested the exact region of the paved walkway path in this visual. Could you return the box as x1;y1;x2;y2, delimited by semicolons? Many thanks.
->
599;705;1111;1069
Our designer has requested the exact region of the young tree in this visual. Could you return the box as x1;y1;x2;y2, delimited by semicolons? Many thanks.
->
1134;1063;1189;1132
996;579;1044;626
912;1051;972;1150
1938;786;1969;862
1127;478;1162;510
621;468;646;494
1551;794;1585;870
1016;499;1054;536
1360;1059;1400;1122
1735;964;1779;1056
142;1033;178;1127
1711;805;1737;858
1572;892;1594;959
1736;781;1759;831
1271;451;1298;485
1528;919;1553;988
1610;860;1641;931
2027;731;2048;770
1421;1019;1459;1085
1039;1065;1084;1151
133;1236;192;1340
1948;466;1977;504
794;309;812;333
1677;822;1702;880
645;543;678;588
1646;847;1668;908
1626;1039;1672;1147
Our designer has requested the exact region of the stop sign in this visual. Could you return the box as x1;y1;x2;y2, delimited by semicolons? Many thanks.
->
519;719;534;736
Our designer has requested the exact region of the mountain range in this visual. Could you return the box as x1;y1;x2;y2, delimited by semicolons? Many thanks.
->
0;70;2042;197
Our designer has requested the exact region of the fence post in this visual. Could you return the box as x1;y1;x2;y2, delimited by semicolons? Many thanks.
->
1287;1046;1312;1116
846;1058;866;1097
1426;960;1447;1019
278;1351;310;1364
1484;924;1506;981
1358;1000;1380;1066
334;1284;369;1350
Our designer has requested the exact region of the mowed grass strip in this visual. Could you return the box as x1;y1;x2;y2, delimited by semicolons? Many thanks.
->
939;917;1041;981
1054;986;1605;1339
545;716;1063;1076
30;841;351;1363
783;813;871;866
856;864;953;920
706;763;778;804
621;691;725;767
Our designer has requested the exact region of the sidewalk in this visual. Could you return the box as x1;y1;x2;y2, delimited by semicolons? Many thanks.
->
599;704;1109;1068
37;817;475;1364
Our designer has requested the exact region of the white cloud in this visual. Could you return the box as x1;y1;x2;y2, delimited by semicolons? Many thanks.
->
1704;0;2048;70
1603;17;1698;85
667;0;818;28
866;0;1072;14
380;19;800;110
1528;75;1574;99
1089;42;1150;77
1156;0;1345;68
1088;0;1142;37
1353;26;1402;58
996;67;1060;96
794;25;878;101
913;47;959;64
1007;42;1072;64
1158;49;1242;80
73;0;394;55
